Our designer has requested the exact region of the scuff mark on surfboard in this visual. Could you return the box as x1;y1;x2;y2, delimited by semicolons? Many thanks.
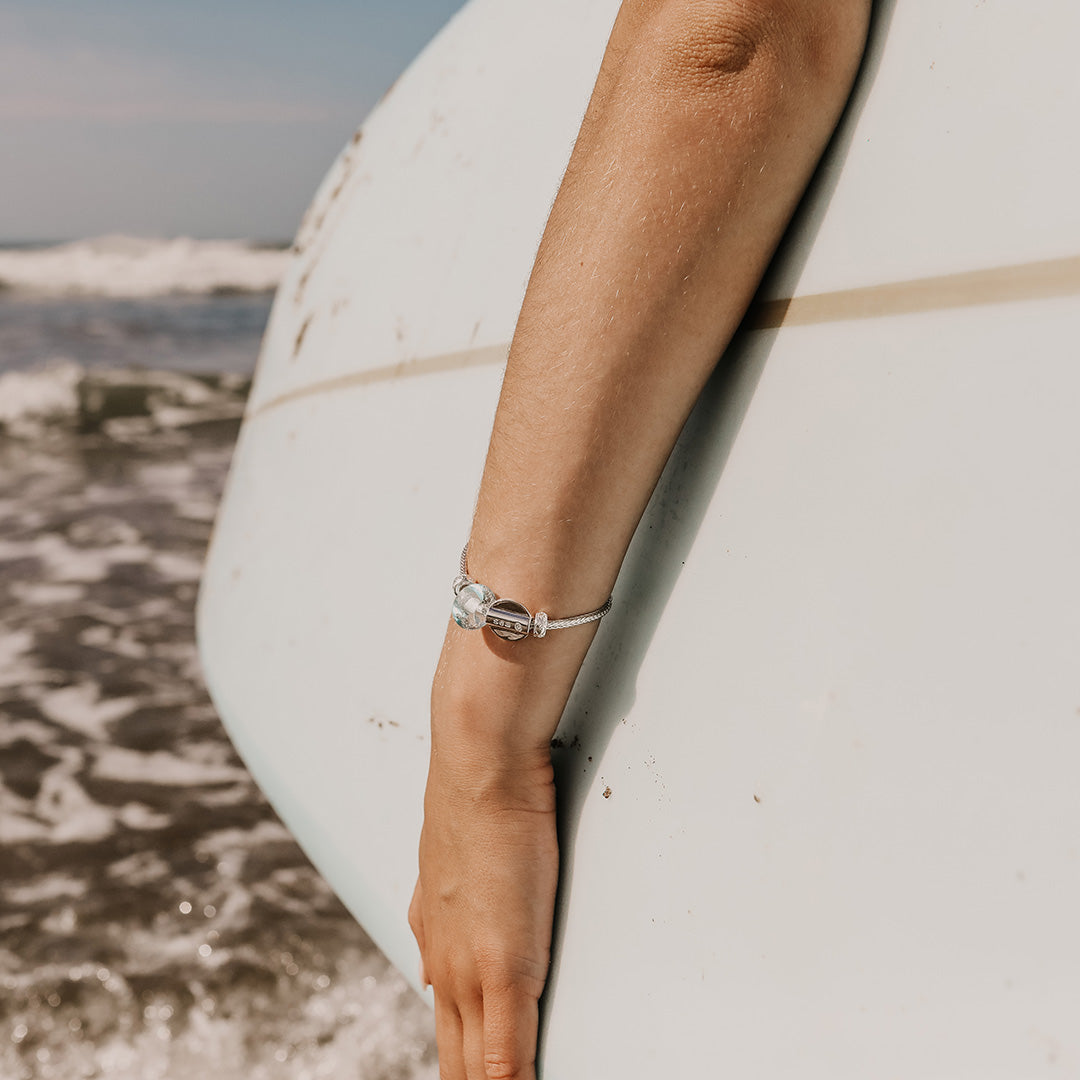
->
293;262;314;306
551;733;583;752
291;128;366;315
366;715;401;731
295;128;364;256
292;315;313;361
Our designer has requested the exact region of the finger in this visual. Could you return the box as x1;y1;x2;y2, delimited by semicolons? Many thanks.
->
408;881;426;954
434;992;467;1080
460;997;487;1080
407;884;430;988
481;988;539;1080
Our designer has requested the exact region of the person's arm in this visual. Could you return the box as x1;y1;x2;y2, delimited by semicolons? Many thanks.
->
409;2;871;1077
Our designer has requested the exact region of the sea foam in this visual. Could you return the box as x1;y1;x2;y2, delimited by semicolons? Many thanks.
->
0;235;289;298
0;362;250;438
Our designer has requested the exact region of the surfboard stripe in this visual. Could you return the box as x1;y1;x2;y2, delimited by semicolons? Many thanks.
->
749;253;1080;330
250;254;1080;420
249;343;509;420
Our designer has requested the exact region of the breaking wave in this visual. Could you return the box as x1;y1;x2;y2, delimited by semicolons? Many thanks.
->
0;237;290;299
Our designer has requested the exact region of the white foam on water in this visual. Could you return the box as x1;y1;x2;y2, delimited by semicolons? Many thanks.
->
0;363;249;436
0;786;48;844
175;498;219;522
0;718;56;749
76;623;149;660
0;236;289;298
3;876;88;906
34;747;118;843
115;803;174;831
67;515;142;548
1;954;438;1080
0;532;154;583
9;582;87;607
137;462;200;489
40;905;78;936
39;683;138;740
0;629;36;686
105;850;173;885
149;551;205;582
92;745;247;787
0;815;47;844
195;821;296;859
0;360;82;434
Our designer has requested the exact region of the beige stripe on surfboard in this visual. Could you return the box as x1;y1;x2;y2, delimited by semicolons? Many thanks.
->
749;253;1080;330
250;254;1080;420
249;344;508;420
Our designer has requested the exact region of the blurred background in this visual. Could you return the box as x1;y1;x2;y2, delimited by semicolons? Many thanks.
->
0;2;465;1077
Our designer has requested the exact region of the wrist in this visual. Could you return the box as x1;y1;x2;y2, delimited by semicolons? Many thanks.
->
430;617;596;755
427;721;556;813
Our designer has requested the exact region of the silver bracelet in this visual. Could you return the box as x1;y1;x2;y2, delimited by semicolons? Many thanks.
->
451;545;612;641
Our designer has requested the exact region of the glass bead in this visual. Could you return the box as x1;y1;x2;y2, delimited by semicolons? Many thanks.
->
452;582;495;630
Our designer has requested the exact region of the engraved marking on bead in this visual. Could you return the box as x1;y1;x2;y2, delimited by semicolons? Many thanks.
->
486;599;532;641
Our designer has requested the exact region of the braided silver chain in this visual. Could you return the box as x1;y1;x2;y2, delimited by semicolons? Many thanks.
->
455;545;612;636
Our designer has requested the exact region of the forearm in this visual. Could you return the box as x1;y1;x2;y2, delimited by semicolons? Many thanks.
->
436;0;870;755
416;5;871;1074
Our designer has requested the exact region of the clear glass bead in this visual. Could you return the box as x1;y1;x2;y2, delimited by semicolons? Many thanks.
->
452;582;495;630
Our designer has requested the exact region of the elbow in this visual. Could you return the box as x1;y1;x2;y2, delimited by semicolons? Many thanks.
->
627;0;872;105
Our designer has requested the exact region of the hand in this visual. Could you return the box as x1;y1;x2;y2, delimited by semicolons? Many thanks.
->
409;594;595;1080
409;734;559;1080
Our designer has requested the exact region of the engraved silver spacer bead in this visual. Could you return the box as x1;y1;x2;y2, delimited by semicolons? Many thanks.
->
533;611;548;638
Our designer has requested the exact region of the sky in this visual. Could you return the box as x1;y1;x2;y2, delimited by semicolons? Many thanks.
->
0;0;467;242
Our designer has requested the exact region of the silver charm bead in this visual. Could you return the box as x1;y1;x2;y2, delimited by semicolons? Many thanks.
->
486;599;532;641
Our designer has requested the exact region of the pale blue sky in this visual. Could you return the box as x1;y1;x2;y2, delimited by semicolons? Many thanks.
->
0;0;466;241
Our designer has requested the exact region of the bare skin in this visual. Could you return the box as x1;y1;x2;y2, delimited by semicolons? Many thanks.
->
409;2;871;1077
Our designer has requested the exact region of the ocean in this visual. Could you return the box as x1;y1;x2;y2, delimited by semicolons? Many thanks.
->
0;237;437;1080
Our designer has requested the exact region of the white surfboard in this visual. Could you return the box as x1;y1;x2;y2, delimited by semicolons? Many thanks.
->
198;1;1080;1074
